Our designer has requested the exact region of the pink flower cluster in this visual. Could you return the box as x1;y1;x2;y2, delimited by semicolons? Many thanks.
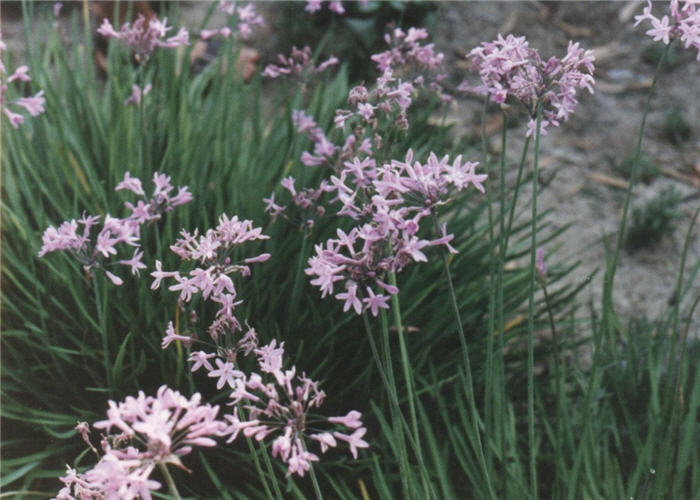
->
1;38;46;128
200;2;264;40
38;172;191;286
97;14;189;63
262;46;338;80
634;0;700;60
465;34;595;136
332;27;449;139
295;108;371;168
116;171;193;223
306;149;485;316
151;214;270;340
221;340;368;477
263;175;331;229
371;27;445;76
305;0;346;14
54;386;224;500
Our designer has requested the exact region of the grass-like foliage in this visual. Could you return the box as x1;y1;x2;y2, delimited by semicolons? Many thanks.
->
2;2;699;500
626;185;683;251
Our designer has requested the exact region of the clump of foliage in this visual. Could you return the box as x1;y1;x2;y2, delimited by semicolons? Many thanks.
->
626;186;683;251
616;151;660;184
664;106;692;144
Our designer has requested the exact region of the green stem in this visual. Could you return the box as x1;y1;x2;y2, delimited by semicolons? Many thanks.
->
432;213;494;498
93;279;111;393
387;271;423;463
542;284;562;491
237;402;281;500
496;110;509;486
505;136;531;248
288;233;309;320
305;441;324;500
602;42;670;332
567;42;669;500
387;273;434;499
258;440;284;500
481;98;497;484
158;463;182;500
362;311;411;500
527;100;544;500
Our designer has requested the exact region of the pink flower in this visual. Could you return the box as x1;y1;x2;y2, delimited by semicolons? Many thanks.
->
116;171;146;196
189;351;216;372
208;358;244;389
161;321;191;349
361;287;390;316
119;249;147;276
333;427;369;459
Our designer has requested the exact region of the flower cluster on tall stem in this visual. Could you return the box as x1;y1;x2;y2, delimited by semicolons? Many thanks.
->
464;34;595;136
200;2;264;41
38;172;191;286
262;45;338;82
222;340;368;477
151;214;270;343
634;0;700;60
97;14;189;64
54;386;224;500
306;149;485;316
1;37;45;128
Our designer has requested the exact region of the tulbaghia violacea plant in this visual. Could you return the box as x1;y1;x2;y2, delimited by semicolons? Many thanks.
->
464;34;595;136
53;386;224;500
38;172;191;286
200;2;264;41
97;14;189;64
151;214;270;344
222;340;368;477
634;0;700;60
0;37;46;128
262;45;338;81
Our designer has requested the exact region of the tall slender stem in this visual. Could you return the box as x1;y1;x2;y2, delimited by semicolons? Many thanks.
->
504;137;531;248
387;272;419;441
93;279;112;393
431;213;494;498
304;442;324;500
288;233;309;321
496;111;510;488
480;98;498;483
362;311;411;499
542;283;562;491
158;463;182;500
602;43;670;331
527;101;544;500
567;43;670;500
386;271;432;499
